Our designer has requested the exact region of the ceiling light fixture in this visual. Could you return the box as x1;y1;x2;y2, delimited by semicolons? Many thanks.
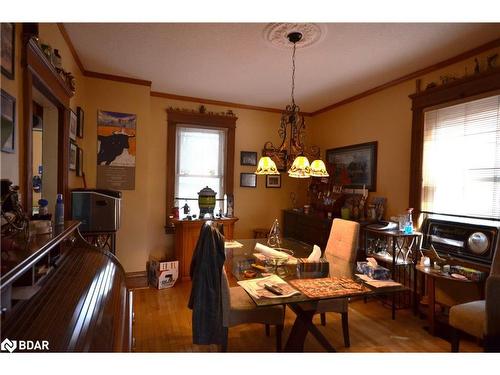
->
255;31;328;179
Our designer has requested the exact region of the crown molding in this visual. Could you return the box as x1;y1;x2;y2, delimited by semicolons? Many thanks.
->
57;24;500;117
311;37;500;116
151;91;312;116
57;23;85;74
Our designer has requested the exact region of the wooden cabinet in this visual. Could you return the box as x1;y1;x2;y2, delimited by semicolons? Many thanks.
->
173;217;239;280
282;209;332;249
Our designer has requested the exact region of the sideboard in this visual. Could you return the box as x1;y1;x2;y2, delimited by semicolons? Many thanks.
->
172;217;239;280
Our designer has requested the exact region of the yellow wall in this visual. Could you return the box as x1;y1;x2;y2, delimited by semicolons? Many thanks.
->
0;23;86;200
310;46;500;219
2;23;499;273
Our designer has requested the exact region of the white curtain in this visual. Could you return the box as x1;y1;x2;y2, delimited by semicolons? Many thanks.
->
422;94;500;220
175;126;226;214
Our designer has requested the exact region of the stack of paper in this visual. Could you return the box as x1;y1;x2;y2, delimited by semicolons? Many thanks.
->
237;274;301;299
356;274;402;288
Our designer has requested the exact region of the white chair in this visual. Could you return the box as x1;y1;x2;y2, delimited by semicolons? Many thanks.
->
220;268;285;352
300;218;360;347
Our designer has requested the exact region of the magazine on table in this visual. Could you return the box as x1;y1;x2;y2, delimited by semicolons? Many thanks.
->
237;274;300;299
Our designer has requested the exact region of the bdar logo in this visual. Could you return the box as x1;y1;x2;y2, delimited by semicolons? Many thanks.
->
1;338;17;353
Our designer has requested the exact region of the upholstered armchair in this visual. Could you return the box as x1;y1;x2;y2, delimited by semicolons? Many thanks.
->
449;249;500;352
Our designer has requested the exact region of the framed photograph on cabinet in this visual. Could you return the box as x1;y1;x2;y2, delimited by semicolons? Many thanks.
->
69;109;77;141
76;106;84;138
1;89;16;153
326;141;377;191
1;23;15;80
76;146;83;176
240;173;257;188
69;142;77;171
240;151;257;166
266;174;281;188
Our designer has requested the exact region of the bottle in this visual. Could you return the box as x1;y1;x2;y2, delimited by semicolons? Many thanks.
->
38;199;49;216
404;208;414;234
55;194;64;225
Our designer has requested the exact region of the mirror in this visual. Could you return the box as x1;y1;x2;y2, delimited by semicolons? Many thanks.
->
31;88;59;216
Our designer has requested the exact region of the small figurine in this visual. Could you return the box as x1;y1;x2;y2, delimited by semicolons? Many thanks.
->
199;105;206;114
487;54;498;70
474;58;480;74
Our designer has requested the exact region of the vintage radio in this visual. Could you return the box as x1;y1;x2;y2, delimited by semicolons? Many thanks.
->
422;215;500;266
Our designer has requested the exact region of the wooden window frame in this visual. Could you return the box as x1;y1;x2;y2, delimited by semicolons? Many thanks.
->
408;68;500;217
165;108;237;232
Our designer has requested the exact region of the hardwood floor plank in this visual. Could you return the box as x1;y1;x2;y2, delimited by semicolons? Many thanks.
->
132;280;481;353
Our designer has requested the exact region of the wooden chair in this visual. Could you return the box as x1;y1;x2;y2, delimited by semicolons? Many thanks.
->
300;218;360;347
449;249;500;352
220;268;285;352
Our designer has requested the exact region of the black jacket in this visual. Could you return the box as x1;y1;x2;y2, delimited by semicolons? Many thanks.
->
188;222;226;345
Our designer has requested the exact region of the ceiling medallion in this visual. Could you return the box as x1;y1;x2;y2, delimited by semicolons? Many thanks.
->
263;23;326;49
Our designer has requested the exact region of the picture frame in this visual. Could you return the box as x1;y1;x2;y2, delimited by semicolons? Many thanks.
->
1;23;15;80
69;109;77;141
326;141;378;191
266;174;281;188
262;142;287;172
76;146;83;176
69;142;77;171
76;106;84;138
1;89;16;153
240;151;257;166
240;173;257;188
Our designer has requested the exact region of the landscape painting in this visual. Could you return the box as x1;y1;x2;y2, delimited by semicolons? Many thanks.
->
326;141;377;191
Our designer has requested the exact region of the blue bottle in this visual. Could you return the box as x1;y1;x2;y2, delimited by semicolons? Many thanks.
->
55;194;64;225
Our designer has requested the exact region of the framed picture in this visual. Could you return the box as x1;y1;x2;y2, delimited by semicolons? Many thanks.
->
76;146;83;176
262;142;287;172
76;106;84;138
240;173;257;188
326;141;377;191
1;89;16;153
240;151;257;166
266;174;281;188
69;142;77;171
69;109;77;141
1;23;15;80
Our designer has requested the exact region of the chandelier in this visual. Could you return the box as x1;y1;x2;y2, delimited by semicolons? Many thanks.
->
255;31;328;178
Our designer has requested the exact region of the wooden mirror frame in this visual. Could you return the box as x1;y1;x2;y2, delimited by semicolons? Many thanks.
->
408;68;500;217
21;32;74;217
165;108;237;232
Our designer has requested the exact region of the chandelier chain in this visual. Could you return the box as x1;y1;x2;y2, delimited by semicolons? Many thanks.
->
291;41;296;106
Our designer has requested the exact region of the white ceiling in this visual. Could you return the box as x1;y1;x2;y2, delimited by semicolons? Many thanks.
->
64;23;500;112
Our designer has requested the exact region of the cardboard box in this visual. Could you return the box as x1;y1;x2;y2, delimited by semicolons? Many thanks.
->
148;258;179;289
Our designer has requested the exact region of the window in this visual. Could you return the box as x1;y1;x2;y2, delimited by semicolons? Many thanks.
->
165;108;236;230
421;94;500;220
175;126;226;215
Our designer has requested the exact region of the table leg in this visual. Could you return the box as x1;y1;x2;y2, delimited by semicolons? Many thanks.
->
427;275;436;335
285;304;336;352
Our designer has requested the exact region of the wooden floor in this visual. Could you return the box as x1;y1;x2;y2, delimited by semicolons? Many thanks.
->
132;280;482;352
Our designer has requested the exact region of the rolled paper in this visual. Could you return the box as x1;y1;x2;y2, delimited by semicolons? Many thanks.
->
254;243;289;259
307;244;322;262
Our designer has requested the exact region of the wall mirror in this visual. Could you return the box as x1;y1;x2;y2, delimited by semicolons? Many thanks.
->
31;88;59;215
22;29;73;217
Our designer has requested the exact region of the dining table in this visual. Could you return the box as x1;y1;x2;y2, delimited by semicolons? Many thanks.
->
224;237;409;352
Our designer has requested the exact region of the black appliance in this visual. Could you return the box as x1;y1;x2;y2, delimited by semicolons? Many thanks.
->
422;215;500;266
71;189;121;232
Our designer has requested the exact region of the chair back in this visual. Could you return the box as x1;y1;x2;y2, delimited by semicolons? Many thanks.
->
323;219;359;278
221;268;231;327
